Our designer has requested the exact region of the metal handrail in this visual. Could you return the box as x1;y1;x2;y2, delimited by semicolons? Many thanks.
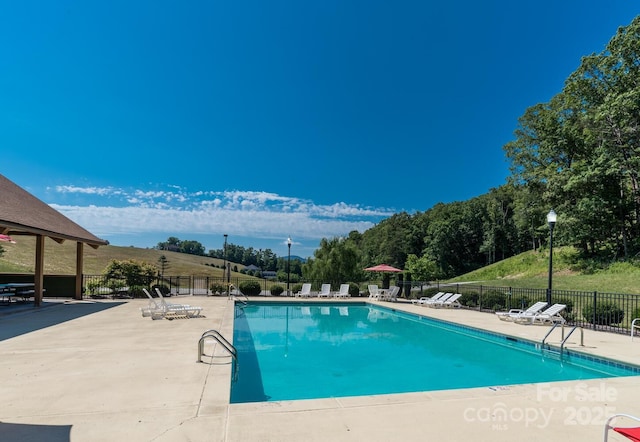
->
197;329;239;382
541;322;562;347
233;292;249;306
540;324;584;361
560;326;584;359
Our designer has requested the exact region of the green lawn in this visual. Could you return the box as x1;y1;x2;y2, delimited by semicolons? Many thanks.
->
447;247;640;295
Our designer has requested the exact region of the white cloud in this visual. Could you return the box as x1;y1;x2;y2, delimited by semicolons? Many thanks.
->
55;185;121;196
49;185;395;254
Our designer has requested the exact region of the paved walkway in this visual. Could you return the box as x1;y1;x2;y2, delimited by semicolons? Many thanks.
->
1;296;639;441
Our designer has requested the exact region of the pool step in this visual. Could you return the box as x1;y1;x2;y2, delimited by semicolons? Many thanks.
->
540;346;562;361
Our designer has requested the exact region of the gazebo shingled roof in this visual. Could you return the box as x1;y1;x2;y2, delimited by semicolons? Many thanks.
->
0;174;108;305
0;174;107;246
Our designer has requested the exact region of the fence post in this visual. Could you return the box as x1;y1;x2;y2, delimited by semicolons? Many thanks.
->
479;285;483;310
592;291;597;330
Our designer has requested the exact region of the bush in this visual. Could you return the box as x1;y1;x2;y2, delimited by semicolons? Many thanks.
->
209;282;227;295
582;303;625;325
270;285;284;296
347;282;360;297
128;285;146;298
86;280;103;296
239;280;262;296
460;292;479;307
290;283;303;295
478;292;507;311
152;284;169;296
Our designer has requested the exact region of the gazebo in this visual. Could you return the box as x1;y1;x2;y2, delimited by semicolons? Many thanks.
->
0;174;108;306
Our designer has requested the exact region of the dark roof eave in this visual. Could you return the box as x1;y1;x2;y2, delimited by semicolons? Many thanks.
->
1;221;109;247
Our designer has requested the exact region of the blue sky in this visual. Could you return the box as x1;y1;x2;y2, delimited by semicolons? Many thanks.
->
1;2;638;258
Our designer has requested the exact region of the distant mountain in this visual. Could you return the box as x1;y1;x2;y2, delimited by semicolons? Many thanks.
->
288;255;307;263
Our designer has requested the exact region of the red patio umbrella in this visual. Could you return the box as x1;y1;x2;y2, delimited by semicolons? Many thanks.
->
0;234;16;243
364;264;403;273
365;264;404;298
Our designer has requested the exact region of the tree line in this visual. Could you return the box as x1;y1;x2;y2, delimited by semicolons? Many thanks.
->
156;236;303;278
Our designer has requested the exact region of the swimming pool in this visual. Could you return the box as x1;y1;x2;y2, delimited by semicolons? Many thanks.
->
230;302;640;403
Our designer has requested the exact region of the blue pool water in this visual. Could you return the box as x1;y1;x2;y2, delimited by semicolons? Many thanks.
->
230;302;640;403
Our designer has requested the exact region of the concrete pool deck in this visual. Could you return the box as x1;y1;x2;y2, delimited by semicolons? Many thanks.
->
1;296;640;441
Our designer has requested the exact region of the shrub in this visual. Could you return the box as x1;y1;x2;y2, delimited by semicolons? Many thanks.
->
128;285;146;298
347;282;360;297
239;280;262;296
460;292;479;307
290;283;303;295
270;285;284;296
582;303;625;326
209;282;227;295
86;280;103;296
152;284;170;295
478;292;507;311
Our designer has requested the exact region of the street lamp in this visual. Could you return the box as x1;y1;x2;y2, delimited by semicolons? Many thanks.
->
223;234;228;294
287;237;292;296
546;209;557;305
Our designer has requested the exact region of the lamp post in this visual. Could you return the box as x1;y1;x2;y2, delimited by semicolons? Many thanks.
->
287;237;292;296
223;234;228;295
546;209;557;305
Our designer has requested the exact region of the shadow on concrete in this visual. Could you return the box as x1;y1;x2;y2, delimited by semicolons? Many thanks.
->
0;301;125;342
0;421;72;442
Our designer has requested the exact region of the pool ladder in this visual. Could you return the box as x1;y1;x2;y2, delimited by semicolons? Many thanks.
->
540;323;584;361
234;292;249;306
197;329;239;382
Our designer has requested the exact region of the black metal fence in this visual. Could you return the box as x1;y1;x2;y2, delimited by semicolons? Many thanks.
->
82;274;305;298
430;282;640;334
81;274;640;335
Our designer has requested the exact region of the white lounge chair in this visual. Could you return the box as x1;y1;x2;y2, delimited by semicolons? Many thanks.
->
412;292;445;305
514;303;567;325
495;301;548;321
368;285;381;300
428;292;461;308
142;288;195;320
441;293;462;308
141;288;164;319
380;286;400;302
603;413;640;441
154;288;203;318
333;284;350;298
317;283;332;298
295;283;312;298
422;292;454;307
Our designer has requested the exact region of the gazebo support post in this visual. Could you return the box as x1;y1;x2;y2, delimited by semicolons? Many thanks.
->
75;242;84;300
34;234;45;307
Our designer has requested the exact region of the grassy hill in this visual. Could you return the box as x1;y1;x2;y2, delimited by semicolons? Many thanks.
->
448;246;640;295
0;236;233;277
4;238;640;295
